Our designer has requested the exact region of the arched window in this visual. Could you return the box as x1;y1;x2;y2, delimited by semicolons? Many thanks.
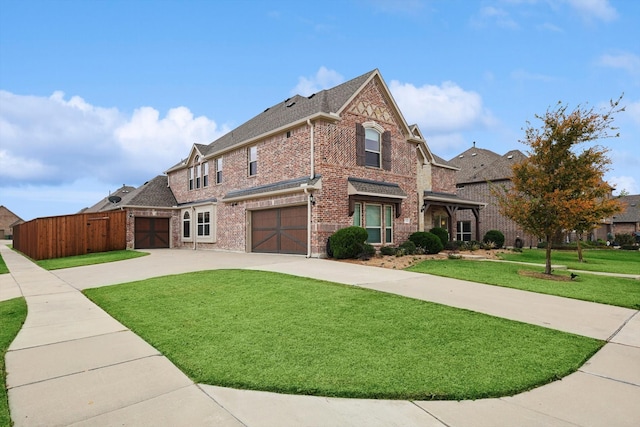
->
365;128;381;168
183;211;191;239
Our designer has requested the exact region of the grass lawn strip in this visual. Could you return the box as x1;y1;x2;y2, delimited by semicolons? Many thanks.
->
0;253;7;274
36;250;148;270
0;298;27;426
497;249;640;275
84;270;602;401
408;259;640;309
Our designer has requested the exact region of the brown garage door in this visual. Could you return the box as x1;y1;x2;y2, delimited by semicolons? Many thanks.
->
135;217;170;249
252;206;307;255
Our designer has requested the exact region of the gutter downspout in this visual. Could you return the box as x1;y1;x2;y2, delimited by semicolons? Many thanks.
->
305;119;315;258
303;186;312;258
307;119;315;180
192;206;196;251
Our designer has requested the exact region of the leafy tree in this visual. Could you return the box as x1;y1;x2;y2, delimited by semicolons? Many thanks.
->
494;97;624;274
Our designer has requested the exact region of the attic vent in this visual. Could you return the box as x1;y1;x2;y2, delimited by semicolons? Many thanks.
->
507;155;513;159
471;153;477;157
264;107;270;112
459;155;464;158
286;131;291;138
308;93;316;99
286;101;296;108
284;97;291;103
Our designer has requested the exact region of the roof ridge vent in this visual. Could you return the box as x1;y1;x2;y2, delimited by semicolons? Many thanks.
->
286;101;296;108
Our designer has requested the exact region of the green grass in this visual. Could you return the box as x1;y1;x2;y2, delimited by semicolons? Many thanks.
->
408;260;640;309
36;250;149;270
498;248;640;275
0;254;7;275
1;298;27;426
84;270;603;401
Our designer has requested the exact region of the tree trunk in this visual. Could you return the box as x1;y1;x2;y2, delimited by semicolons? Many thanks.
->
545;235;552;275
577;234;584;263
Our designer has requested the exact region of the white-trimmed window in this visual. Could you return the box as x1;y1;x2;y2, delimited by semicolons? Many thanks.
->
188;167;194;190
195;163;201;189
352;202;393;244
353;203;362;226
248;146;257;176
216;157;223;184
182;211;191;239
365;128;381;168
457;221;471;242
203;162;209;187
181;206;216;243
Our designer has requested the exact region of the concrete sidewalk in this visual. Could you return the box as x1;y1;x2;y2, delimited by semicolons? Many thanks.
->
2;244;639;426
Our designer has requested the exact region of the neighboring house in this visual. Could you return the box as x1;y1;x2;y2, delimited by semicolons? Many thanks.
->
612;194;640;239
0;205;24;239
86;69;483;255
449;145;537;247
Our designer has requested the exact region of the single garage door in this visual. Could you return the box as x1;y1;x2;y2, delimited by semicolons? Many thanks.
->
135;217;170;249
252;206;307;255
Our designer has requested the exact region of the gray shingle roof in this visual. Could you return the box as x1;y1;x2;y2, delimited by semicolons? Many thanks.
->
614;194;640;223
450;146;526;184
83;185;137;213
223;176;322;200
348;177;407;198
200;70;378;158
126;175;177;208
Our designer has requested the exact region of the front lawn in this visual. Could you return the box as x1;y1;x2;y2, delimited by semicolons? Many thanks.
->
36;250;148;270
0;298;27;426
0;253;7;274
497;248;640;275
407;259;640;309
84;270;602;401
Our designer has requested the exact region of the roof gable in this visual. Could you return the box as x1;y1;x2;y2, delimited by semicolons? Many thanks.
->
450;146;526;184
614;194;640;223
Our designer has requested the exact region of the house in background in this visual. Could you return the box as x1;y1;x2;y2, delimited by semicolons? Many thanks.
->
448;145;537;247
611;194;640;240
0;206;24;239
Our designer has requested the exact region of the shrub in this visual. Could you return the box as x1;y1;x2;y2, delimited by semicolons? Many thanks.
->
621;245;639;251
380;245;397;256
615;233;636;246
360;243;376;260
466;240;481;252
481;241;496;250
483;230;505;249
409;231;443;254
398;240;417;255
329;226;369;259
429;227;449;247
444;240;460;251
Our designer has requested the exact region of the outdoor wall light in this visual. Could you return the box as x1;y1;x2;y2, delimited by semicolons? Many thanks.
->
309;194;316;206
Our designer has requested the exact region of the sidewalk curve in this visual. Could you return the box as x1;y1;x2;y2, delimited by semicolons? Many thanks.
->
2;245;639;426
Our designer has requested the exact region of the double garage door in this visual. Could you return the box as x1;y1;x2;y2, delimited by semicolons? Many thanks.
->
251;206;307;255
135;217;170;249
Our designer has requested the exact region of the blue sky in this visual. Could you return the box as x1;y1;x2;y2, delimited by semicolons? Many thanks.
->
1;0;639;221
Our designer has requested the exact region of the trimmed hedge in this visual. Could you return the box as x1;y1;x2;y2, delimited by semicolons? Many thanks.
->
409;232;443;254
483;230;505;249
328;227;369;259
430;227;449;247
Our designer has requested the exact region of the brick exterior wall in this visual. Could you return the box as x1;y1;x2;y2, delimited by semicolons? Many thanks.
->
431;165;456;193
0;207;22;238
165;77;422;256
456;180;537;247
125;208;180;249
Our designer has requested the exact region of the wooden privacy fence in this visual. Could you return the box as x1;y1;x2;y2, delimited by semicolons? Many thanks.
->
13;210;127;260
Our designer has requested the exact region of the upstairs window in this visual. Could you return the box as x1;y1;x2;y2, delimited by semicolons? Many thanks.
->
248;146;258;176
216;157;223;184
365;128;381;168
195;163;201;189
188;167;194;190
203;162;209;187
356;123;392;170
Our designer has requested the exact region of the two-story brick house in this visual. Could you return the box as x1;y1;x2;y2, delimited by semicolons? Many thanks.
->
93;69;484;256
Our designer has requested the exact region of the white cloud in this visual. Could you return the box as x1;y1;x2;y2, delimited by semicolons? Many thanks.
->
598;52;640;77
0;90;227;187
565;0;617;23
389;80;496;134
608;176;639;196
292;67;344;96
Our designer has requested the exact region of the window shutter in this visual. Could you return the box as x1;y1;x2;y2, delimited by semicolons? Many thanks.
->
382;131;392;171
356;123;365;166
